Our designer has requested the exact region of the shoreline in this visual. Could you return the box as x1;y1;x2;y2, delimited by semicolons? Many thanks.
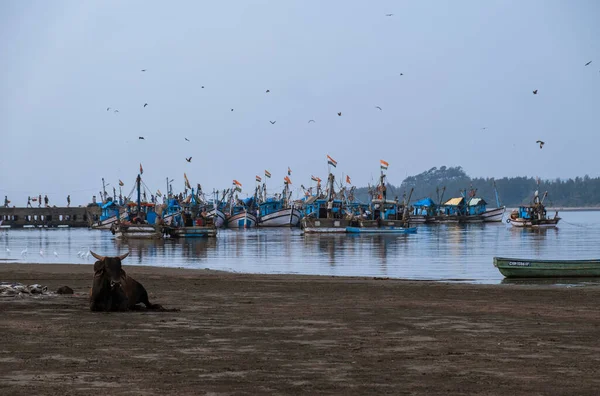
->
2;263;600;394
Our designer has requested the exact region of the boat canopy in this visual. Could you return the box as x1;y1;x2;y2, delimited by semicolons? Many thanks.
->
413;197;435;207
101;201;118;209
468;198;487;206
444;197;464;206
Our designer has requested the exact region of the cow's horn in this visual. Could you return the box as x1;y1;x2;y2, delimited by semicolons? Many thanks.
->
90;251;105;261
118;252;130;261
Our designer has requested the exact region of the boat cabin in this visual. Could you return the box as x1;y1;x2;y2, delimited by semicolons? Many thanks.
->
99;199;120;221
467;197;487;216
303;197;345;219
412;197;437;216
369;199;404;221
441;197;466;216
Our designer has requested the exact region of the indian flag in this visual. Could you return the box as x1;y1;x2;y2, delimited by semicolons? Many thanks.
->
256;175;262;183
234;186;242;193
184;173;191;189
265;170;271;178
284;176;292;184
346;175;351;184
139;163;144;175
287;167;292;176
380;159;389;170
327;155;337;168
311;175;319;182
233;180;242;187
156;190;162;197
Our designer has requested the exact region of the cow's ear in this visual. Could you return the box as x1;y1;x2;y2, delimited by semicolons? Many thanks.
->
93;259;105;274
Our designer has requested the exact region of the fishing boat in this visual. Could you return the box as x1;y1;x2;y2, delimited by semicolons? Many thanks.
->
111;174;163;239
436;187;505;224
257;178;301;227
507;190;560;228
348;162;416;233
227;207;257;228
301;165;351;233
410;197;437;224
91;199;126;229
165;211;217;238
493;257;600;278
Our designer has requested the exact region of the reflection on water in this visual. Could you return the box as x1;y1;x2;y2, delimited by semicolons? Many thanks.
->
2;211;600;284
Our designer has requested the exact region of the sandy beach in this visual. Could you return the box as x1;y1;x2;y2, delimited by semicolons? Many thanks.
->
1;263;600;395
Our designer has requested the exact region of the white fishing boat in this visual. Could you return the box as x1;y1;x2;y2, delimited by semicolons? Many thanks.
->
227;210;257;228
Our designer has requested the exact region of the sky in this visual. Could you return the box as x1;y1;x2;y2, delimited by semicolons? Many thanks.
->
1;0;599;206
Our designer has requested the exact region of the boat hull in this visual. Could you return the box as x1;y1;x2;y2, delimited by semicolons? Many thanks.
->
258;208;301;227
206;209;226;228
507;217;560;228
227;212;257;229
482;206;505;222
91;212;128;230
167;226;217;238
113;224;162;239
301;217;350;233
494;257;600;278
346;226;417;234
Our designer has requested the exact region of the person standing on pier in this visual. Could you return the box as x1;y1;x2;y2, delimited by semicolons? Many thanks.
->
44;195;49;207
4;196;9;208
27;196;32;208
67;195;71;207
38;194;42;207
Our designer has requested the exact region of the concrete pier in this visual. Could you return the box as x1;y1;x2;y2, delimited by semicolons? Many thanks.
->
0;206;101;228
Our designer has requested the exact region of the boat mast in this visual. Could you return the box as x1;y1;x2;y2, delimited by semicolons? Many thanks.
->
136;174;142;214
493;180;501;208
102;178;107;203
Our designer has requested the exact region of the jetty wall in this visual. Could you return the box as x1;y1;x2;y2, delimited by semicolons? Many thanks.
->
0;206;101;228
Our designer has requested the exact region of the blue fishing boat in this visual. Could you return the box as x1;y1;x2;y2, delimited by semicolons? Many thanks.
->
507;190;560;228
91;198;126;229
257;179;301;227
410;197;437;224
111;175;162;239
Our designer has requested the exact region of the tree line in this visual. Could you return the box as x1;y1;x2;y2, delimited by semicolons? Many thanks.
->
352;166;600;207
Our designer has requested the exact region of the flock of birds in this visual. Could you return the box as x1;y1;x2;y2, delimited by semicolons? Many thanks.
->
106;48;598;160
108;67;399;163
5;246;92;261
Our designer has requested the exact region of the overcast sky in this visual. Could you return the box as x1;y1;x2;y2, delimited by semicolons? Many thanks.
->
1;0;599;206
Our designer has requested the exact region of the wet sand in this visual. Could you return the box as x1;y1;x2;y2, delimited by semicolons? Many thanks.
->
1;263;600;395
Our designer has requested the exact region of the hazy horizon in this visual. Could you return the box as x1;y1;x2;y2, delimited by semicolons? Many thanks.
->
2;0;599;206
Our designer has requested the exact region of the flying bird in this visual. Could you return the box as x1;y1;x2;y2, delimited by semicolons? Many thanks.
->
481;127;487;130
385;14;394;16
185;138;190;142
143;103;148;107
585;61;592;66
337;112;342;116
201;86;205;88
106;107;111;111
269;121;276;124
139;136;145;140
308;120;315;123
186;157;192;162
20;247;28;257
266;89;270;93
399;73;404;76
114;109;119;113
375;106;382;111
141;69;147;72
532;89;538;95
536;140;545;149
231;109;234;112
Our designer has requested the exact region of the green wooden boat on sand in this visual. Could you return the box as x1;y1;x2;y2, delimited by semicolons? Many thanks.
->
494;257;600;278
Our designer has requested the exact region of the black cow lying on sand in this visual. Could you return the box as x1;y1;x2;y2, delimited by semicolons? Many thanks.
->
89;251;174;312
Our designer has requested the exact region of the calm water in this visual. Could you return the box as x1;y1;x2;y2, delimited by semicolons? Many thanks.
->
1;211;600;284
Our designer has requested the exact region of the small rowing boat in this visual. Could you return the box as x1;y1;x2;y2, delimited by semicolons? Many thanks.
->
493;257;600;278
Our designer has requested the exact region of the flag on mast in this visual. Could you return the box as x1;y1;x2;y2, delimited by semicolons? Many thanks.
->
256;175;262;183
139;163;144;174
311;175;320;182
284;176;292;184
380;160;389;170
184;173;191;189
327;155;337;168
233;180;242;187
156;190;162;197
287;167;292;176
346;175;351;184
119;180;124;186
265;170;271;178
